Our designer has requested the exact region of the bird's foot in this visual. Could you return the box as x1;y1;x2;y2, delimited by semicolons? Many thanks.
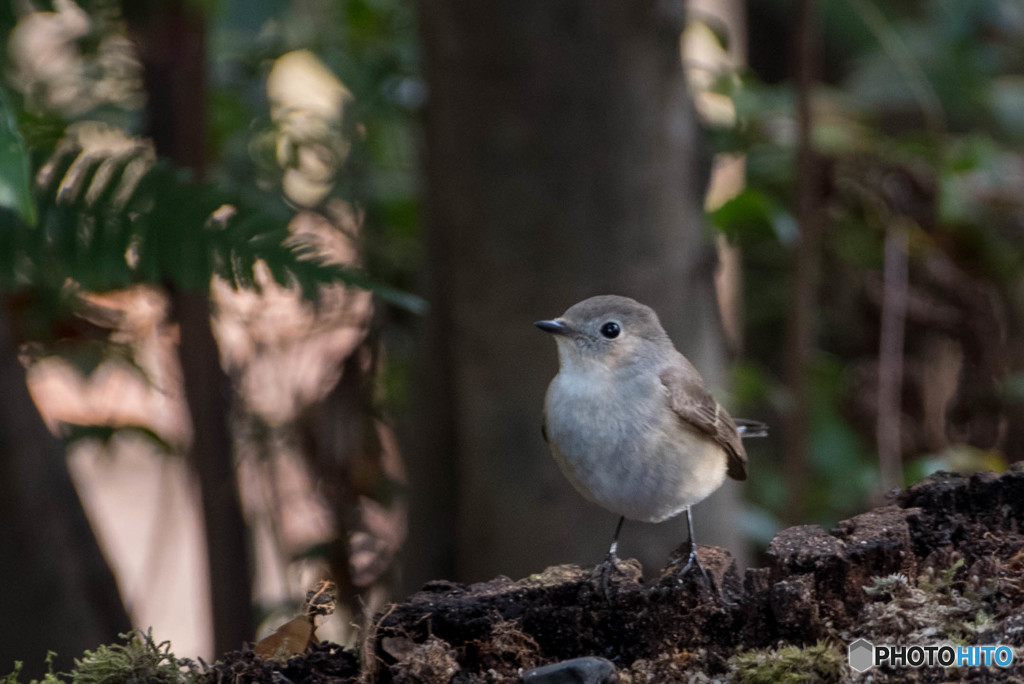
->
670;544;711;587
665;544;739;605
595;552;626;599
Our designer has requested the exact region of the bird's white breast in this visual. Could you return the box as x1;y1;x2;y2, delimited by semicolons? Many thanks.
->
544;366;727;523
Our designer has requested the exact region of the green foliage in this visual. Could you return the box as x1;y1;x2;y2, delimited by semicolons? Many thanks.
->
712;0;1024;537
0;4;427;433
1;136;421;308
0;632;199;684
712;188;796;245
206;0;422;294
1;0;425;320
71;630;196;684
2;652;68;684
0;0;418;671
0;87;35;225
731;641;844;684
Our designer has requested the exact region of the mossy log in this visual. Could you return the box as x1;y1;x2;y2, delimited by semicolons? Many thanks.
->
365;467;1024;682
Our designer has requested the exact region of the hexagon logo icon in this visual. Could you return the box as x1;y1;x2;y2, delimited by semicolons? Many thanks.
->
848;639;874;672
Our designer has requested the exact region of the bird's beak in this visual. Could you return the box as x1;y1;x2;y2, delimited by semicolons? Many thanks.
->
534;319;572;335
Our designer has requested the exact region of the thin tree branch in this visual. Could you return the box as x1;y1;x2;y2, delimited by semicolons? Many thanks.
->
877;220;909;491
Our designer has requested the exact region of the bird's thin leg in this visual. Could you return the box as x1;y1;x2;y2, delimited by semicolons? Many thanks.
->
600;516;625;597
608;516;624;561
675;506;710;584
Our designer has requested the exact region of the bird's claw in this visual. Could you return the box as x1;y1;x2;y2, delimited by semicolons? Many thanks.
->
597;553;622;599
670;544;711;587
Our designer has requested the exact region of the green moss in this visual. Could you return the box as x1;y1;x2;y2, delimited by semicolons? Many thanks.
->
731;641;844;684
918;557;964;594
2;631;198;684
2;652;65;684
862;559;996;645
0;662;20;684
71;630;197;684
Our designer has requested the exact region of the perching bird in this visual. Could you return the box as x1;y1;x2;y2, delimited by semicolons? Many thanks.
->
536;295;766;591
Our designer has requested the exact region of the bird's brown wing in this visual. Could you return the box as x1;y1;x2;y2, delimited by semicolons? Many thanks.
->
659;365;747;481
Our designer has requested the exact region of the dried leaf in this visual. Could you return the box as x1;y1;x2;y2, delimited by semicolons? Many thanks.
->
253;615;315;663
254;580;336;663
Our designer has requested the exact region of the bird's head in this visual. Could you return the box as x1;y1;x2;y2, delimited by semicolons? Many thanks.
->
535;295;672;372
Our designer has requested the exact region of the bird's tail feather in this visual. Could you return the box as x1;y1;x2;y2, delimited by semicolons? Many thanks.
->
736;419;769;439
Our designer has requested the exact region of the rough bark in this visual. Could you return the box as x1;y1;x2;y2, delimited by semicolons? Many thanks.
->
0;306;130;677
412;0;733;591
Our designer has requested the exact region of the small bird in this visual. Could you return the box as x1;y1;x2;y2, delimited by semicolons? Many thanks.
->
535;295;766;591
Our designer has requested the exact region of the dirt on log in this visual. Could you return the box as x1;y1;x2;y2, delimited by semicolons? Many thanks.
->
361;466;1024;682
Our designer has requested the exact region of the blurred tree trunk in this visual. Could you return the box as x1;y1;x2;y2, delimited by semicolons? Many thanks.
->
0;305;130;677
783;0;820;525
410;0;737;587
170;290;252;655
125;0;253;655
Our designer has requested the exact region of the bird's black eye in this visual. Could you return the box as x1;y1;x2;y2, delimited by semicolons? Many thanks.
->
600;321;620;339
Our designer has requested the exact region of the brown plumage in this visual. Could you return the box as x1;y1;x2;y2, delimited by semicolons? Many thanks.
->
659;364;748;481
